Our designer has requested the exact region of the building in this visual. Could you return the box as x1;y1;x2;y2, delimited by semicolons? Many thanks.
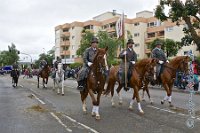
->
55;10;199;64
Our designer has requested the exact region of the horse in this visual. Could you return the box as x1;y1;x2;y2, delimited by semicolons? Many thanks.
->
80;47;108;120
104;58;158;114
155;56;190;106
37;64;51;88
11;69;20;88
53;63;65;95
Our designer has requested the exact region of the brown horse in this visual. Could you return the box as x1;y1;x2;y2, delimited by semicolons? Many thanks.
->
104;58;158;114
37;64;51;88
156;56;190;106
80;47;108;120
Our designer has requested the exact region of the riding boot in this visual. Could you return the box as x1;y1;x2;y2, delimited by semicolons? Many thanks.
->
77;80;85;91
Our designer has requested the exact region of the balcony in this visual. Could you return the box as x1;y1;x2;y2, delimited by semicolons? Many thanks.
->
61;41;70;47
60;50;70;56
106;27;116;33
61;32;70;37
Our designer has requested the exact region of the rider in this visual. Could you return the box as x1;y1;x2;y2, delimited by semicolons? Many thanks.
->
39;57;47;74
12;61;19;70
52;56;61;78
151;40;169;81
77;37;99;91
119;39;137;91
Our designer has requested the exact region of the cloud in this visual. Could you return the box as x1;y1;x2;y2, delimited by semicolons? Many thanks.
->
0;0;158;61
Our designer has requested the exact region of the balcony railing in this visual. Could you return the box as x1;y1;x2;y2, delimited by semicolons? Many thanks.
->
60;50;70;56
60;41;70;46
61;32;70;37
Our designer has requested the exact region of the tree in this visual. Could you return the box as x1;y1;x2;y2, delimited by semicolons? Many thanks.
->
150;38;181;57
0;43;19;66
34;49;55;68
76;30;121;65
155;0;200;51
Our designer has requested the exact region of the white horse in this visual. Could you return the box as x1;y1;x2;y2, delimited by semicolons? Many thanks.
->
53;63;65;95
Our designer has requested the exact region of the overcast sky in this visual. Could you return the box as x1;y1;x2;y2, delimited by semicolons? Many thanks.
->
0;0;159;62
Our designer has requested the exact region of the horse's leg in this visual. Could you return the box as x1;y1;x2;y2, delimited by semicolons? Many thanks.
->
161;83;170;105
134;86;144;114
168;82;174;107
110;80;116;106
45;77;48;88
80;89;89;113
42;78;45;88
61;76;64;96
37;76;39;88
116;84;123;105
53;79;55;91
145;83;153;104
94;91;102;120
129;91;135;110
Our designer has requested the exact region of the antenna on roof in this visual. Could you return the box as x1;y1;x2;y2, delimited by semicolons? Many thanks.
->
112;10;116;16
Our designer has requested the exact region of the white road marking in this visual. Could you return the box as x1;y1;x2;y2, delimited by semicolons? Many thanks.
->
19;85;23;87
31;93;46;105
147;105;200;121
147;105;176;114
50;112;72;132
63;114;100;133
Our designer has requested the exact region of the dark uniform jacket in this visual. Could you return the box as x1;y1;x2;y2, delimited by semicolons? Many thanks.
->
119;48;137;71
151;48;167;62
83;47;97;68
77;47;97;81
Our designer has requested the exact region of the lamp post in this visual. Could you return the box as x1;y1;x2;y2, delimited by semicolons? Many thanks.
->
20;52;32;64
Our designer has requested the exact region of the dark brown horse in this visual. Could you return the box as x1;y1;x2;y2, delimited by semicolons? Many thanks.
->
80;47;108;120
104;58;158;114
37;64;51;88
157;56;190;106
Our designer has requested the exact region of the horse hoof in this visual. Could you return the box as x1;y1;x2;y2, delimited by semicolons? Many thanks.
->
169;104;174;107
142;99;146;101
139;110;144;115
150;102;154;105
83;111;87;115
119;101;123;105
161;101;164;104
91;112;96;117
95;115;100;120
128;106;133;111
62;94;64;96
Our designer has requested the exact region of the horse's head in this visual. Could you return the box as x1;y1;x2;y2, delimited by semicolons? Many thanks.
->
170;56;190;75
144;58;158;81
57;63;63;71
93;46;109;72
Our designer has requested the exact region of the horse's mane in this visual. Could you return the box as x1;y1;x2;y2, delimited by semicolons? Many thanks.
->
169;56;189;65
135;58;152;68
93;48;106;62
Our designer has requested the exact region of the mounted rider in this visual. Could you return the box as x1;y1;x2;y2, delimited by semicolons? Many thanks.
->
39;57;47;74
151;41;169;81
77;37;99;91
119;39;137;91
52;56;62;79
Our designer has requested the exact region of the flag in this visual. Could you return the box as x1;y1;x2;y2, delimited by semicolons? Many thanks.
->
115;13;124;39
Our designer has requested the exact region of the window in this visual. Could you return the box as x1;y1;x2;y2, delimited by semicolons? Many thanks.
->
166;26;173;32
134;22;139;26
147;21;157;27
72;26;74;30
72;45;75;50
134;33;139;37
72;36;75;39
72;55;75;58
63;28;69;32
134;43;140;47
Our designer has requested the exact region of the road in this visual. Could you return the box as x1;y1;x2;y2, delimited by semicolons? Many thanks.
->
0;74;200;133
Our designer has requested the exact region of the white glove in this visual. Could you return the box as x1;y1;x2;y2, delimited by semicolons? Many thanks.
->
158;60;164;64
166;60;169;63
123;51;127;55
131;61;135;64
87;62;93;66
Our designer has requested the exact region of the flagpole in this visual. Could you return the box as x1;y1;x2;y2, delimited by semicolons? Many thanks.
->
122;12;127;88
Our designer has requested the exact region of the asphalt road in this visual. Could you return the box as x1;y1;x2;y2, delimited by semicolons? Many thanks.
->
0;74;200;133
